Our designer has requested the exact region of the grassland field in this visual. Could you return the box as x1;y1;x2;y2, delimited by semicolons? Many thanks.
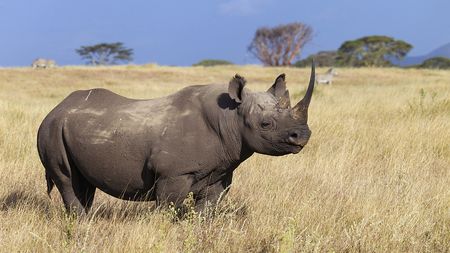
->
0;65;449;252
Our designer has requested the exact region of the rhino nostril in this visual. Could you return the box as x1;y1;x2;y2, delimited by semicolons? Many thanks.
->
290;132;298;139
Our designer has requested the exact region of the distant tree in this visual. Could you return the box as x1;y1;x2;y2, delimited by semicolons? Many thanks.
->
75;42;133;65
294;51;337;68
193;59;233;67
248;22;313;66
417;57;450;69
336;35;412;67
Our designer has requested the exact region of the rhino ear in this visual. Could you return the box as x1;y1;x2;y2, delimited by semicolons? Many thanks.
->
268;73;290;109
279;90;291;109
228;74;247;103
267;73;287;97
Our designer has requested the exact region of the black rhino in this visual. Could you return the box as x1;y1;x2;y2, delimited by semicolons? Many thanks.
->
37;63;315;215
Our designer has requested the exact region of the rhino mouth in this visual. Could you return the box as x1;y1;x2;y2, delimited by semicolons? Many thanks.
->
283;141;304;154
291;144;304;154
268;142;304;156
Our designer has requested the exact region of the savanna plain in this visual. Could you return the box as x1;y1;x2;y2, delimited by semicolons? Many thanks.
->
0;65;449;252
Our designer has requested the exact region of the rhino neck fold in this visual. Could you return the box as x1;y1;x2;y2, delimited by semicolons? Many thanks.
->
204;105;253;168
219;114;253;165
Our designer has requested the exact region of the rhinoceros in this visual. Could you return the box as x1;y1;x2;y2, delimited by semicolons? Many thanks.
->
37;63;315;215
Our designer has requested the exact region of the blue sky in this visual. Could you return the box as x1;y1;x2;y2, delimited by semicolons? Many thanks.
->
0;0;449;66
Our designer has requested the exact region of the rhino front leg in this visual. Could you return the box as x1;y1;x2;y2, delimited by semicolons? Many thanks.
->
155;175;193;209
194;172;233;213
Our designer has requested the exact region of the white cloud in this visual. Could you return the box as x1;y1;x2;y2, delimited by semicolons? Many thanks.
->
219;0;272;15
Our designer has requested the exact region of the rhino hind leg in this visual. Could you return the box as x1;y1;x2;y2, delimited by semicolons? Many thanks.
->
38;111;96;216
50;172;87;216
46;164;96;216
42;150;96;216
70;167;96;213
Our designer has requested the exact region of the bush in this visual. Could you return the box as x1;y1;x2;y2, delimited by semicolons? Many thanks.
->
417;57;450;69
294;51;337;67
193;59;233;67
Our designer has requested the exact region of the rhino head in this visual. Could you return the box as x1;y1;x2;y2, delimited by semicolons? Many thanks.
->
228;63;315;156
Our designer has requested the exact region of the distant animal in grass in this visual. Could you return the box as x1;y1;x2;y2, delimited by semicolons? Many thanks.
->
32;58;56;69
316;68;338;84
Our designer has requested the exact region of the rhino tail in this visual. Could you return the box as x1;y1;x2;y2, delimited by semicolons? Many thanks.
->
45;171;55;197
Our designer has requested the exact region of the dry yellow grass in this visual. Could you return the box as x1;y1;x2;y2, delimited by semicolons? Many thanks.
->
0;65;449;252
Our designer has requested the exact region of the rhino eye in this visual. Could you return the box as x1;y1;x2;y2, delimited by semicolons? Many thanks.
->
260;120;273;130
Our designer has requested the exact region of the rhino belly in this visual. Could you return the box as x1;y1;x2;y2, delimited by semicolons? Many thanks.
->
65;135;156;200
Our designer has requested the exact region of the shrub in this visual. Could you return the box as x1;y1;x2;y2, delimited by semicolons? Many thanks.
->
193;59;233;67
417;57;450;69
294;51;337;67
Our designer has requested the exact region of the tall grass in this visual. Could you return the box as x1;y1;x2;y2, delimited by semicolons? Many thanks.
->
0;66;449;252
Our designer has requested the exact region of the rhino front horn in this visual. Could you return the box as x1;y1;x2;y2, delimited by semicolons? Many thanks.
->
293;60;315;122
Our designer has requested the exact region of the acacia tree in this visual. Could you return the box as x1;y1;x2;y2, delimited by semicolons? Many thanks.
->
336;36;412;67
248;22;313;66
76;42;133;65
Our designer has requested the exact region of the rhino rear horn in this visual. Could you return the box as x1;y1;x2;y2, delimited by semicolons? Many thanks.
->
292;60;315;122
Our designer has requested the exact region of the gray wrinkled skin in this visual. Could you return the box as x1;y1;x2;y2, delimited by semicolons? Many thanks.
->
37;64;315;215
